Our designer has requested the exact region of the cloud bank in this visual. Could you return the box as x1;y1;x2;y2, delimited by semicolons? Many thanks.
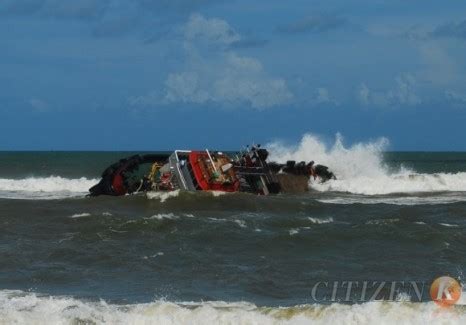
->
0;0;218;37
358;74;421;107
132;14;293;109
431;19;466;40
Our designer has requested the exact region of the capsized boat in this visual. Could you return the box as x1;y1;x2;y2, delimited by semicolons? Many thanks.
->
88;145;336;197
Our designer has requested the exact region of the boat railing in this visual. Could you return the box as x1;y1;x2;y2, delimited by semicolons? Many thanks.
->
171;150;192;190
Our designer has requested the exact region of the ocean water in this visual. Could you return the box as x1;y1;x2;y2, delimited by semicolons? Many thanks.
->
1;134;466;324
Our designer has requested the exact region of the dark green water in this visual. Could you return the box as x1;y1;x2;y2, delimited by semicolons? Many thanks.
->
1;151;466;323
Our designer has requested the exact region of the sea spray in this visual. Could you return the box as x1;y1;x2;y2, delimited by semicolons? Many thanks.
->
0;176;98;199
1;135;466;198
268;133;466;195
1;290;465;325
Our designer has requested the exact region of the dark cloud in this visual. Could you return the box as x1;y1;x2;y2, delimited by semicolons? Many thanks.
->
0;0;108;20
277;14;348;34
0;0;219;18
0;0;222;37
431;19;466;40
403;20;466;41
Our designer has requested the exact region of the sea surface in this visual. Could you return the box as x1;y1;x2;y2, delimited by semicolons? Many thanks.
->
1;139;466;324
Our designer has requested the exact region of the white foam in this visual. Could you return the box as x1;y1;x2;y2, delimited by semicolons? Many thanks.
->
210;191;228;197
316;172;466;195
143;252;165;260
439;223;459;228
208;217;228;222
146;190;180;203
317;195;466;205
308;217;334;224
268;133;466;196
366;218;400;225
148;213;178;220
207;217;249;229
1;291;466;325
69;213;91;219
234;219;247;228
289;226;311;236
0;176;98;199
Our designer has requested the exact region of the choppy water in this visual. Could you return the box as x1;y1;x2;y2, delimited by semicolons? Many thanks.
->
1;135;466;324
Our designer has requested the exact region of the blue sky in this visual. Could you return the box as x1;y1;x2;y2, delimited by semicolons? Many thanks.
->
1;0;466;150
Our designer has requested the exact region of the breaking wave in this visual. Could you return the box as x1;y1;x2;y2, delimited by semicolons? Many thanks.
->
1;291;465;325
1;134;466;200
147;189;181;202
316;194;466;205
268;133;466;195
316;172;466;195
0;176;98;199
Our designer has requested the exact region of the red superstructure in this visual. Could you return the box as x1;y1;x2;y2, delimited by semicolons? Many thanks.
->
88;145;336;197
189;151;240;192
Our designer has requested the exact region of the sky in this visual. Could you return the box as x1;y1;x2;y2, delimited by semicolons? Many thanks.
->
1;0;466;151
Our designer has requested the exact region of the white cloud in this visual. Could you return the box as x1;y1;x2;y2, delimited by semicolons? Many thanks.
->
316;87;329;103
389;74;421;105
132;14;293;109
357;74;421;107
358;84;370;105
163;52;292;109
445;90;466;104
164;72;209;104
418;42;459;87
183;13;240;45
315;87;338;105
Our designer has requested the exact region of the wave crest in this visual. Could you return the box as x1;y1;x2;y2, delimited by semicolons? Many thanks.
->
0;176;98;199
1;291;465;325
268;133;466;195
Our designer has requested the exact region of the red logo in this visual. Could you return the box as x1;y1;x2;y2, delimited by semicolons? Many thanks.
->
430;276;462;307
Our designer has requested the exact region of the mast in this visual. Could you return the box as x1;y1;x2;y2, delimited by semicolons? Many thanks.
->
205;149;218;172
